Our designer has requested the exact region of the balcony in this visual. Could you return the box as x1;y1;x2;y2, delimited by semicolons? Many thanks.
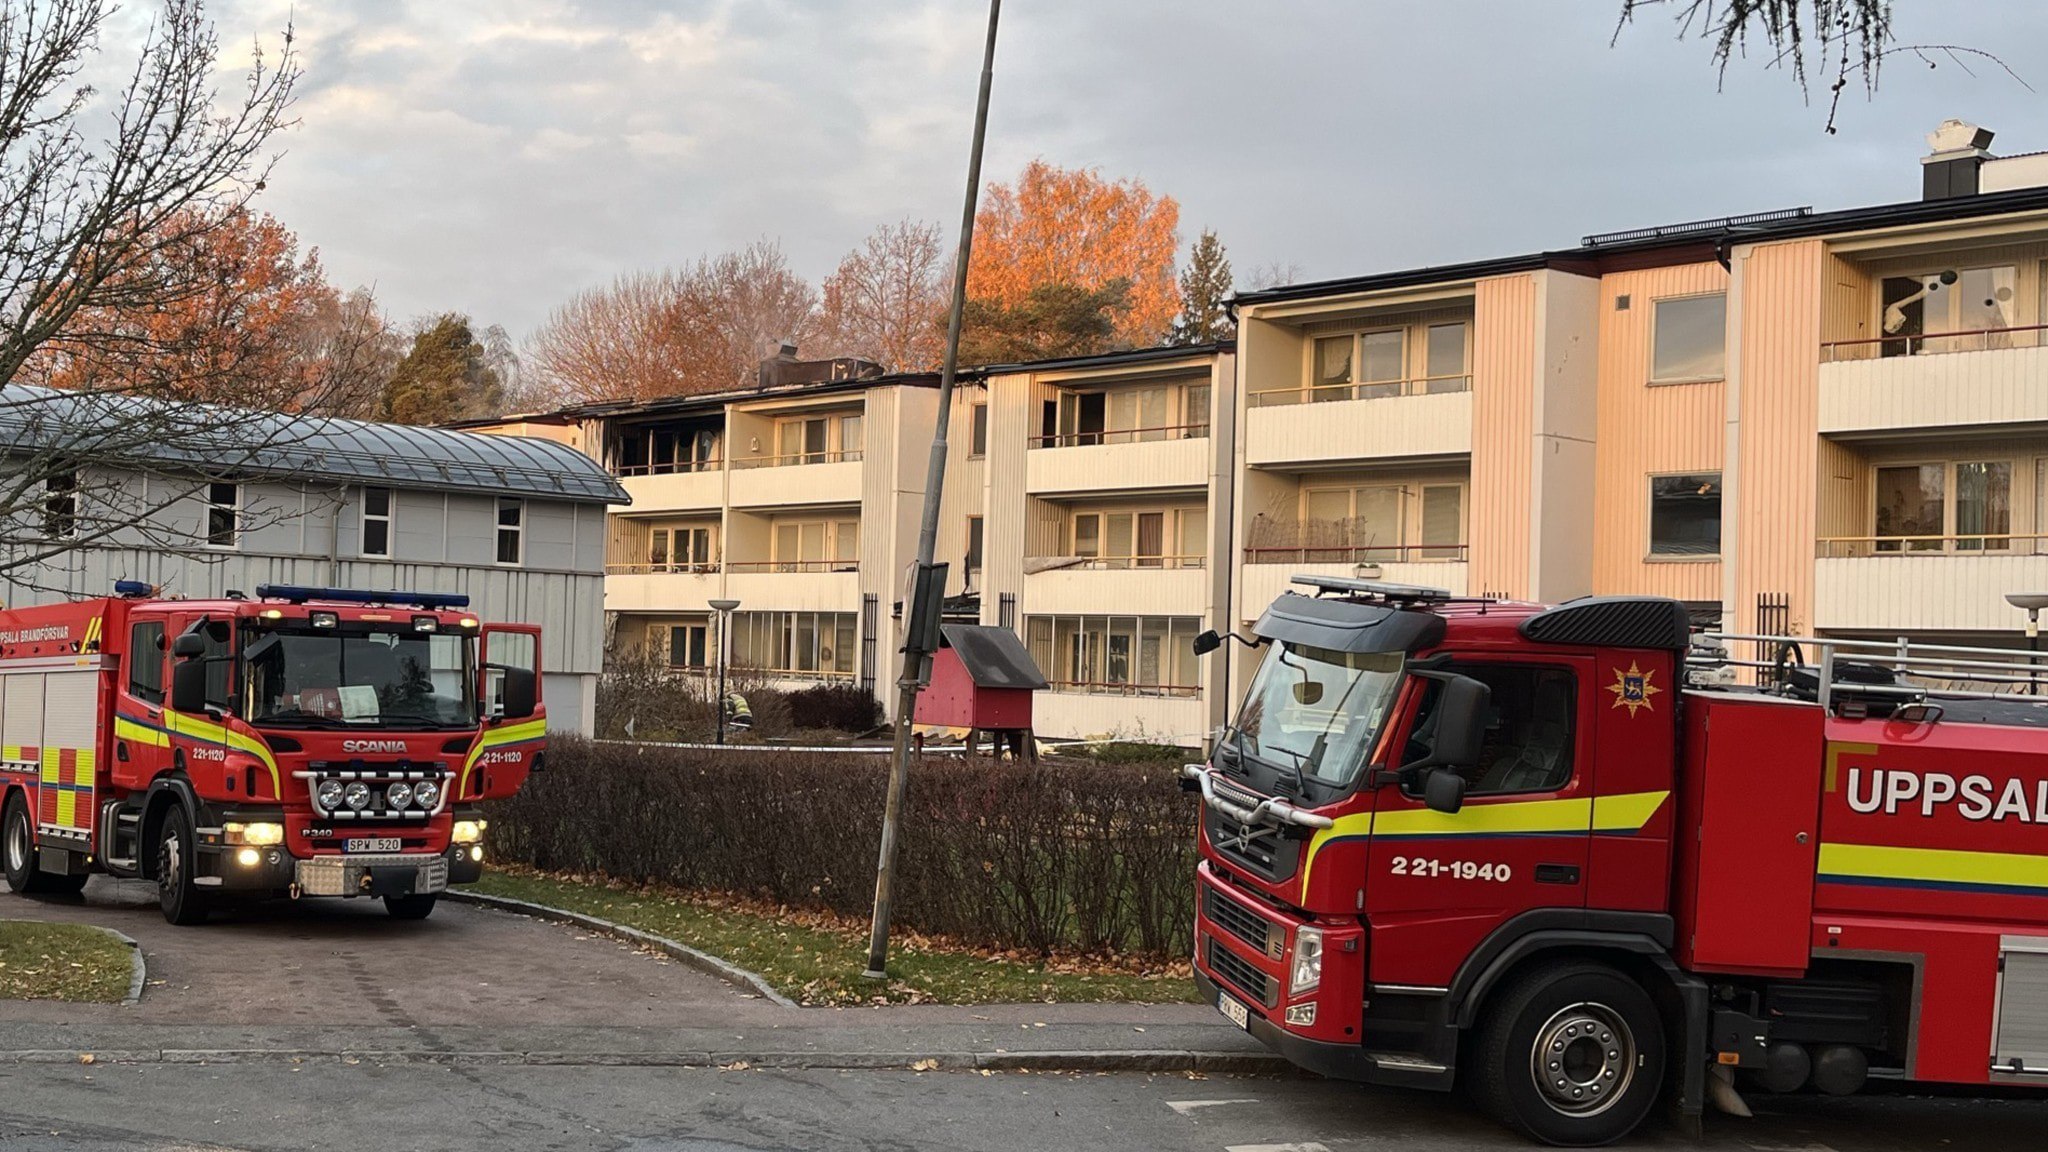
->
723;563;860;612
1023;559;1208;616
619;464;722;512
1025;426;1210;496
1815;534;2048;632
1244;378;1472;468
1819;326;2048;435
728;451;863;508
1238;550;1469;615
604;564;721;613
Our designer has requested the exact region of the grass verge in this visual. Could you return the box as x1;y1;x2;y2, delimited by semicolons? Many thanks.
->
471;868;1200;1007
0;921;132;1003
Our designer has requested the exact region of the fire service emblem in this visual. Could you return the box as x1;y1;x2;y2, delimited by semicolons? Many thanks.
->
1606;661;1660;717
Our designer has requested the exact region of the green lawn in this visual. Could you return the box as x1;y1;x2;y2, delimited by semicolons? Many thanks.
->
471;869;1200;1007
0;921;132;1004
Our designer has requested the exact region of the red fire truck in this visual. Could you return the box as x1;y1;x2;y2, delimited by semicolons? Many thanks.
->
1187;576;2048;1145
0;583;545;925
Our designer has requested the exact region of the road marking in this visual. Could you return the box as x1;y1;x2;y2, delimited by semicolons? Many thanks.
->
1166;1098;1260;1116
1224;1144;1330;1152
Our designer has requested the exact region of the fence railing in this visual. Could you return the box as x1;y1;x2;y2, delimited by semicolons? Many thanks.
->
1027;555;1207;571
606;561;722;575
731;449;864;469
1249;374;1471;408
1694;631;2048;705
725;560;861;574
1816;533;2048;558
1029;423;1209;448
1820;323;2048;363
617;458;723;477
1243;543;1467;563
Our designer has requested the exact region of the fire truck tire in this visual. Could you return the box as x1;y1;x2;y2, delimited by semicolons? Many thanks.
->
3;792;58;895
1468;960;1665;1147
155;805;210;926
384;894;437;920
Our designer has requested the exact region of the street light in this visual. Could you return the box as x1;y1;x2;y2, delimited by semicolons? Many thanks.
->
2008;594;2048;696
709;598;740;742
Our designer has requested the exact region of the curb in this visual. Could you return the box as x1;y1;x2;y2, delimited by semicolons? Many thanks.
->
95;926;147;1007
441;890;801;1009
0;1047;1292;1073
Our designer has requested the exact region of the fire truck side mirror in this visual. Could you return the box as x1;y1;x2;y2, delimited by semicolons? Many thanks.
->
170;660;207;713
172;632;206;658
501;666;538;720
1192;629;1222;656
1422;768;1467;815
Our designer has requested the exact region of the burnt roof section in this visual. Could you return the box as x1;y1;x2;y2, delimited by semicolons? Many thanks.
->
549;370;952;422
0;384;626;504
1520;597;1693;651
938;624;1049;690
1234;184;2048;308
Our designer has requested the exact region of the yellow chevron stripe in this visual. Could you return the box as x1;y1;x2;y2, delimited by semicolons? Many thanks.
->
115;716;171;749
459;717;548;794
1818;842;2048;893
163;710;279;797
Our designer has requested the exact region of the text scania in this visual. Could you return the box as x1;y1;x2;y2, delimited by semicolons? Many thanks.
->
1846;767;2048;822
341;739;409;753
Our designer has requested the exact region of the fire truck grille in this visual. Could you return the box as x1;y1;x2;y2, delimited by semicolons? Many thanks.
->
1205;887;1280;960
1207;937;1277;1008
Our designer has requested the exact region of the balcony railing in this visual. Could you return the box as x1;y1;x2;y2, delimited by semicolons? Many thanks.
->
1249;375;1471;409
1046;680;1200;698
1028;555;1208;571
1821;323;2048;363
1817;534;2048;558
606;561;721;575
725;560;861;573
1029;423;1209;448
732;449;864;469
1243;543;1468;563
617;458;722;477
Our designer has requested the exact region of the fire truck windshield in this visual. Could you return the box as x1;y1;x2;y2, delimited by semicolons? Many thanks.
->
242;627;478;729
1231;641;1404;789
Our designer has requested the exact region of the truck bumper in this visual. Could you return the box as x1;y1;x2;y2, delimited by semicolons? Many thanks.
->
293;852;449;898
1195;968;1373;1080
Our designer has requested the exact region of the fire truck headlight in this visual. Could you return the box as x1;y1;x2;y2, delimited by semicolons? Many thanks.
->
414;780;441;809
228;821;285;846
317;780;345;812
343;781;372;811
1289;926;1324;996
451;819;485;844
235;848;261;867
385;781;414;810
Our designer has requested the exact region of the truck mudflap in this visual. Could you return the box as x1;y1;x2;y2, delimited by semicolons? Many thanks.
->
293;852;448;898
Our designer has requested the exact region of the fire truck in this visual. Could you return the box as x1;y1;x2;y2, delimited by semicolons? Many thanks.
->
1186;575;2048;1145
0;583;545;925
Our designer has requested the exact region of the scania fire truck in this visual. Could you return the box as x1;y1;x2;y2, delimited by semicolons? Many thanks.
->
1186;575;2048;1145
0;583;545;924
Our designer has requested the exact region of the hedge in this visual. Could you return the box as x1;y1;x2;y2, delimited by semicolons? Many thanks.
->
487;739;1200;960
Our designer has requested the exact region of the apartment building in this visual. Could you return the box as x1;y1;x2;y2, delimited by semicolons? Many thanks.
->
1230;119;2048;663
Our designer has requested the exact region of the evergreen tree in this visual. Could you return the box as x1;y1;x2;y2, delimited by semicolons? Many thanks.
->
1172;230;1234;345
958;281;1131;366
382;314;504;424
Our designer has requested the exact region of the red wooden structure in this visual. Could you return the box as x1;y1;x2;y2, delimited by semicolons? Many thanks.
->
913;625;1047;758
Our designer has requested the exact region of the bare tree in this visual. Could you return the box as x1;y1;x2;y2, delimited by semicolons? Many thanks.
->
1246;261;1306;292
701;239;819;382
0;0;314;585
816;219;947;371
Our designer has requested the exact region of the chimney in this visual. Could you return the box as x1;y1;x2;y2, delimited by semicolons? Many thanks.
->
1922;119;1995;200
756;339;801;389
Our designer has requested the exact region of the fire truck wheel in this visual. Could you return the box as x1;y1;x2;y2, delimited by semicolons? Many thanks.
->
154;805;211;926
2;792;55;895
384;894;437;920
1469;960;1665;1147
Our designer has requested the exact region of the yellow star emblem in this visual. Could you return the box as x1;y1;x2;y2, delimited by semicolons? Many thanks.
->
1606;661;1660;717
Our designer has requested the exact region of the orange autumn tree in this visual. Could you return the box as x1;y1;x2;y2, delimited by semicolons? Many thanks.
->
966;160;1181;351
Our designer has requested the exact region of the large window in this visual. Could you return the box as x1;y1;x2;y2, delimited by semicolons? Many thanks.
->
1425;323;1469;394
667;623;709;670
1409;664;1577;796
1881;265;2017;356
128;621;165;704
1025;615;1203;696
769;518;859;572
1648;473;1721;557
495;498;524;565
1650;294;1726;383
770;411;863;465
1312;329;1407;401
1042;381;1209;446
650;524;717;572
616;424;721;475
1065;506;1205;569
1874;460;2011;552
731;611;858;679
361;487;393;558
205;481;238;548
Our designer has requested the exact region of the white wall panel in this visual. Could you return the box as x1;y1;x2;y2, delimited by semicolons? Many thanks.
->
1244;391;1472;468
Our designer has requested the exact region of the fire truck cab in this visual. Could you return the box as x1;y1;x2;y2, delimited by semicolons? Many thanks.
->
1188;575;2048;1145
0;583;545;924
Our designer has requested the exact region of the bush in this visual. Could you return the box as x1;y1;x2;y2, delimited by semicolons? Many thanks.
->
594;646;794;742
488;738;1198;959
785;683;884;733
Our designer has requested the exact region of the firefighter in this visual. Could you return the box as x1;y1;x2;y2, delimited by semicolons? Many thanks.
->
724;691;752;732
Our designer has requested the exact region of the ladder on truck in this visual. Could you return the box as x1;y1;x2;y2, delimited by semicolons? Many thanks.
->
1689;631;2048;711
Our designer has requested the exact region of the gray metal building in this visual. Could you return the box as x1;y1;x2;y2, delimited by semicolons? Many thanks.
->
0;385;627;734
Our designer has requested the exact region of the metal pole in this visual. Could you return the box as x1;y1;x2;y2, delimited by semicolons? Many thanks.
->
716;615;728;744
863;0;1000;981
2030;608;2040;696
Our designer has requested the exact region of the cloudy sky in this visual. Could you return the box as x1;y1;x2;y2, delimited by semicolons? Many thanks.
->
203;1;2048;340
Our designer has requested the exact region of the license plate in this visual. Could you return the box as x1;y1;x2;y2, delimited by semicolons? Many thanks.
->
345;837;401;853
1218;992;1250;1031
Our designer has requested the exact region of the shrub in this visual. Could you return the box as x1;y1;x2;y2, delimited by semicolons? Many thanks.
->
488;738;1198;959
785;683;884;733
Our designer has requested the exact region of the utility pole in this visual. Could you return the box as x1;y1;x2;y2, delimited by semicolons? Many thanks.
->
863;0;1000;981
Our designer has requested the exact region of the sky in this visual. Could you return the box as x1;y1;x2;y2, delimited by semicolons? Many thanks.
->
196;1;2048;341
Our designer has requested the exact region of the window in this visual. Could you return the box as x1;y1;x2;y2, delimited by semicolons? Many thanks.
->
970;403;989;457
1648;473;1721;557
1650;294;1727;383
1410;664;1576;796
839;413;863;458
1356;330;1406;398
42;470;76;540
361;487;393;558
651;525;715;571
771;518;858;572
205;482;238;547
729;611;859;679
1882;265;2018;356
495;498;523;565
1875;460;2011;552
1025;614;1202;696
1426;323;1468;393
1303;484;1403;559
667;624;708;670
965;516;984;579
1421;485;1464;559
1313;336;1352;392
128;621;165;704
1065;506;1203;568
1184;384;1211;435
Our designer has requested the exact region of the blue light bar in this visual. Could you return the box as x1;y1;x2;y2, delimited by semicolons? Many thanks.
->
254;584;471;610
114;580;155;598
